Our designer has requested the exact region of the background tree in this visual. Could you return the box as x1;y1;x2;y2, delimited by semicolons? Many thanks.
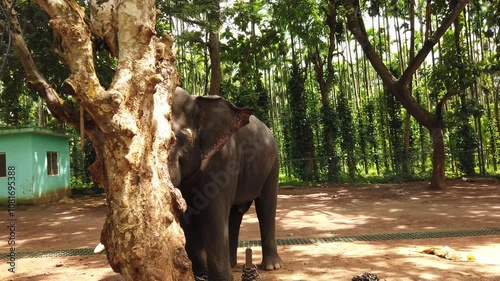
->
341;0;470;189
3;0;499;196
286;62;318;181
163;0;222;95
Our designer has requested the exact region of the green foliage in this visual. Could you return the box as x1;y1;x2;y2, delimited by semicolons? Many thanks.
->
444;100;481;176
284;63;317;181
226;0;267;32
161;0;219;29
255;78;271;126
223;75;270;126
337;90;357;180
385;91;404;174
428;17;487;177
71;175;95;189
364;101;380;172
69;136;99;190
429;32;478;96
452;123;478;176
0;66;35;126
357;110;369;174
3;0;500;188
0;2;65;127
272;0;322;42
319;102;340;180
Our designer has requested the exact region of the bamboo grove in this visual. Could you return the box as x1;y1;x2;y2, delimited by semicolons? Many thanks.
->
1;0;499;185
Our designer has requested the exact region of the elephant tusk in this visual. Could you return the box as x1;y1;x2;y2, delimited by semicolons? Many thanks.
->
94;242;106;254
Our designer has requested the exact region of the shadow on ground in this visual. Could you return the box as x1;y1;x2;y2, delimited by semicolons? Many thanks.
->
1;179;499;280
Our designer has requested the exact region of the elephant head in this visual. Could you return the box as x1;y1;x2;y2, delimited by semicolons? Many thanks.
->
168;87;253;188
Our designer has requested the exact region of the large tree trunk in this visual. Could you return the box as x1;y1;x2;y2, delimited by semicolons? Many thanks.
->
403;0;416;175
3;0;194;280
429;127;446;189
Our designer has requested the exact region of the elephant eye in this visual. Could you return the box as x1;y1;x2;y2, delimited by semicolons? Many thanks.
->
176;128;193;144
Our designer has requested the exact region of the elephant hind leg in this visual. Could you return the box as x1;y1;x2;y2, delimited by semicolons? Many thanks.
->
255;159;282;271
229;202;252;267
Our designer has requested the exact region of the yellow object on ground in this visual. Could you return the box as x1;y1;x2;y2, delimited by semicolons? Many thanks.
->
417;246;476;262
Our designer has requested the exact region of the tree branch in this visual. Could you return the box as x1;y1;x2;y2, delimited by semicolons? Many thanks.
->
1;0;95;130
310;48;325;96
342;0;398;88
436;90;461;122
34;0;117;132
399;0;469;86
173;14;207;29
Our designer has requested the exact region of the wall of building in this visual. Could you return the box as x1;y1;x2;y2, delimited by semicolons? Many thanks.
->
0;134;34;202
31;133;71;203
0;128;71;204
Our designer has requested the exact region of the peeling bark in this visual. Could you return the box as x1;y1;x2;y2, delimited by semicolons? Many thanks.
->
3;0;193;279
90;0;119;57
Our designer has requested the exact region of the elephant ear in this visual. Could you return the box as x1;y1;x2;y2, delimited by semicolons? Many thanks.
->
195;95;253;160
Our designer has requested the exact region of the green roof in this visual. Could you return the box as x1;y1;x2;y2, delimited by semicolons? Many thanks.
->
0;127;72;138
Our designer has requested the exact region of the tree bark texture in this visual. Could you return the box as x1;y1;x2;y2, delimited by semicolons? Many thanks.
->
208;0;221;96
208;29;221;96
3;0;193;280
402;0;416;174
430;127;446;190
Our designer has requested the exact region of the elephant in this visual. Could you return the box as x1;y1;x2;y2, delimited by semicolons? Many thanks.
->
169;87;282;280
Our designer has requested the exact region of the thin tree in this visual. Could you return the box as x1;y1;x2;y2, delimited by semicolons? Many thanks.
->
207;0;222;95
165;0;222;96
309;0;341;180
402;0;416;175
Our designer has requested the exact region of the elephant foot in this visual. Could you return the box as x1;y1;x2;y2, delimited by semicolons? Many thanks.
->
260;253;282;271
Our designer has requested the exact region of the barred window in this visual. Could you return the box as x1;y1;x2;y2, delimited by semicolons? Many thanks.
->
47;152;59;176
0;153;5;178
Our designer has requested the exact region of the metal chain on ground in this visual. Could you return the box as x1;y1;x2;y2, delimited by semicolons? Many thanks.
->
241;247;262;281
241;264;262;281
352;272;379;281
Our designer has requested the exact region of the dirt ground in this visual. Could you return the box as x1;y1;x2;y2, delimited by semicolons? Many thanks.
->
1;179;500;281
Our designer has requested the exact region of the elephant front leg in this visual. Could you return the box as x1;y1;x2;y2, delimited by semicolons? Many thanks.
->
229;202;252;267
181;209;208;278
255;196;282;271
203;204;233;281
254;163;282;271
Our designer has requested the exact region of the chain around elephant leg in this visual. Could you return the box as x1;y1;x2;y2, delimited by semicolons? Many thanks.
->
195;275;209;281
